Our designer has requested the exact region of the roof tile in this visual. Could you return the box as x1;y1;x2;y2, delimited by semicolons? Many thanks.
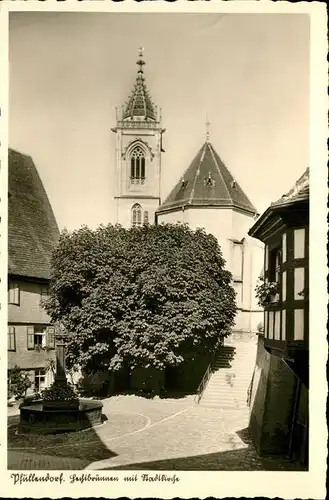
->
157;142;257;215
8;149;60;280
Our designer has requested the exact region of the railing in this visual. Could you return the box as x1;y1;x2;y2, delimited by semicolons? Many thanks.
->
194;340;224;404
130;177;146;185
116;120;162;130
195;363;213;404
246;369;255;407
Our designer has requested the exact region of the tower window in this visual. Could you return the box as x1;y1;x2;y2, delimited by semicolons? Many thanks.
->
132;203;142;227
130;146;146;185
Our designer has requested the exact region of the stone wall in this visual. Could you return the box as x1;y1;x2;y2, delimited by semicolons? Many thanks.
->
249;335;298;457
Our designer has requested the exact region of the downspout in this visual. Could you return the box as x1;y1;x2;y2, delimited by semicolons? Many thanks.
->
248;242;253;333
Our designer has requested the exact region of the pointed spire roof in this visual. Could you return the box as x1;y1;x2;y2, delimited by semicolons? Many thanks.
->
157;141;257;215
123;48;156;121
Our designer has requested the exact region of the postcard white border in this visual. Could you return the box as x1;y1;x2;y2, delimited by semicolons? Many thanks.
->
0;2;327;499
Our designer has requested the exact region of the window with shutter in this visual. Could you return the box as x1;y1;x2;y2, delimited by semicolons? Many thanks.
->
40;286;49;302
8;283;20;305
27;326;35;350
47;327;55;349
8;327;16;351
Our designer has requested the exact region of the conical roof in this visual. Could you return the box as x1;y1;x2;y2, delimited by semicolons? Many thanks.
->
123;50;156;121
8;149;60;280
157;141;257;215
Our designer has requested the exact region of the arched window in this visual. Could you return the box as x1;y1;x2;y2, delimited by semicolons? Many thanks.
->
132;203;142;227
130;146;146;185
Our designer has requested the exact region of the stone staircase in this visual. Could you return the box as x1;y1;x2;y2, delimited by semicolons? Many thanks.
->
199;333;257;409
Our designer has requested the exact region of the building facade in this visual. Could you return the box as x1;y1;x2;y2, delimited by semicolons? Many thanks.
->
8;149;60;394
247;169;309;466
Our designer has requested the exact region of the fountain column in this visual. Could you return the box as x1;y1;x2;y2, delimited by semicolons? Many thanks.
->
54;330;67;385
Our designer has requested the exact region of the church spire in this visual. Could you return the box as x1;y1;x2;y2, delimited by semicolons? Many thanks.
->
123;48;156;121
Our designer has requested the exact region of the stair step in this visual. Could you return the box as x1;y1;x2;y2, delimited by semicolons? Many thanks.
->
204;395;248;398
203;390;247;394
207;379;250;383
201;400;247;404
203;394;248;398
200;404;247;408
213;362;256;365
199;338;256;407
208;383;251;388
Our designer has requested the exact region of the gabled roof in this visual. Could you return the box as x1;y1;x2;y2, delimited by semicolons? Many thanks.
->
123;51;156;121
8;149;60;280
248;168;309;239
157;141;257;215
270;168;309;208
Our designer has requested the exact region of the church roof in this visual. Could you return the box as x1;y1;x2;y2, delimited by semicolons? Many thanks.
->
157;141;257;215
123;50;156;121
8;149;60;280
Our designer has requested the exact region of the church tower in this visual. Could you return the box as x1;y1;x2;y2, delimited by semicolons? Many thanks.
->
111;49;164;228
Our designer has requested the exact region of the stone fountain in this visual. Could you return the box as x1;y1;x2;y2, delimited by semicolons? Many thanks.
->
19;327;103;434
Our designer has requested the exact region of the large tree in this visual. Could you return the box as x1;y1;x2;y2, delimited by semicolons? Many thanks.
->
45;223;237;373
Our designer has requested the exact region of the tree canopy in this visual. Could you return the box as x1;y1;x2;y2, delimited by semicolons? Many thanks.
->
45;223;237;373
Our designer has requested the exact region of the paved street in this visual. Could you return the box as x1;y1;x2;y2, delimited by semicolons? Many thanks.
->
8;395;304;471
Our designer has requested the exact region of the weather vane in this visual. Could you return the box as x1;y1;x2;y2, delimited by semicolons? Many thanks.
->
137;47;145;72
205;116;211;142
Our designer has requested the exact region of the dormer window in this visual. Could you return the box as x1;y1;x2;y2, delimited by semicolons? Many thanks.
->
204;172;215;188
130;146;146;185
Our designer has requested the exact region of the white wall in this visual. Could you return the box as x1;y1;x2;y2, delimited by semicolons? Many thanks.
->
158;205;264;332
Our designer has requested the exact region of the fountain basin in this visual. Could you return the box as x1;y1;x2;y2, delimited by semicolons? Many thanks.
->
19;398;103;434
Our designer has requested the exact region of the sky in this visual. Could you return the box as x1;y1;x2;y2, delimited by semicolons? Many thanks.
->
9;12;310;231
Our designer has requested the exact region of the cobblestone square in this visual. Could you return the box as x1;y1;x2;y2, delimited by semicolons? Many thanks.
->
8;395;305;471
